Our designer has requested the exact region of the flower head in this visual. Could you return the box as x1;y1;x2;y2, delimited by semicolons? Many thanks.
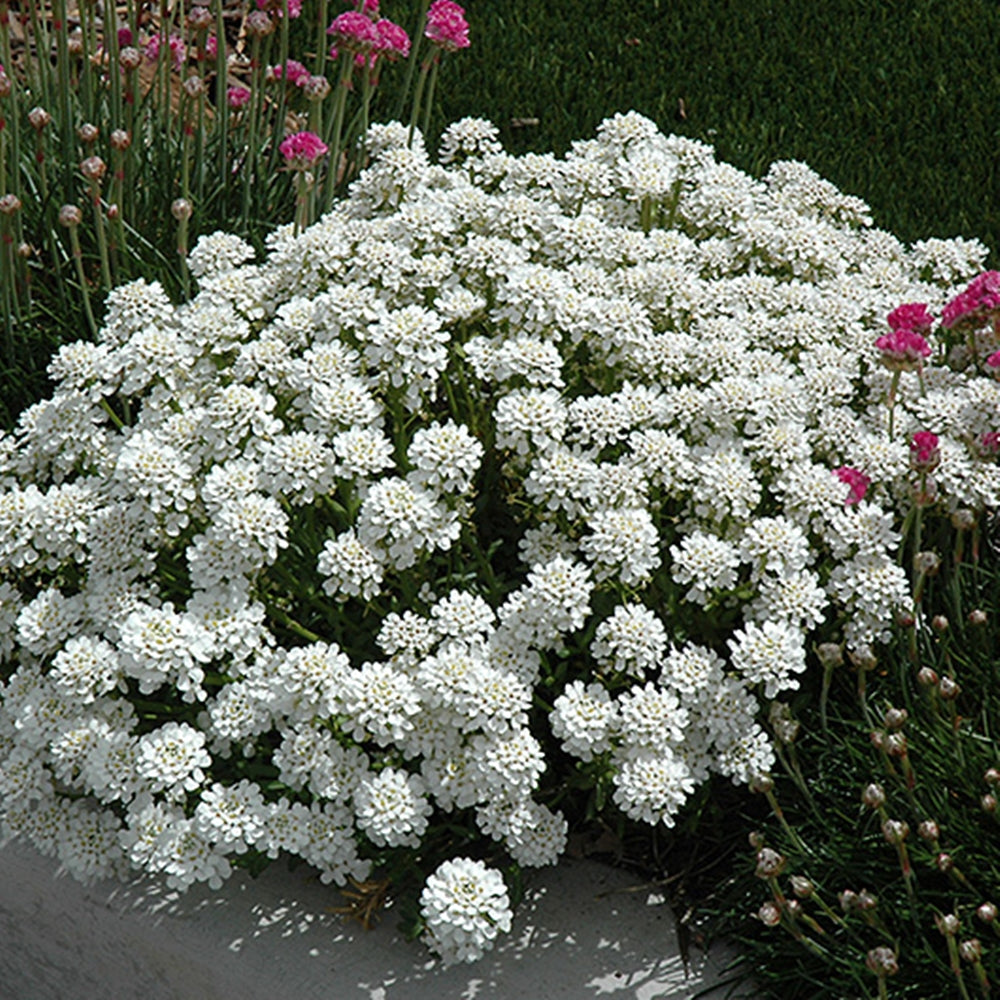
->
327;10;381;53
833;466;870;505
909;430;940;472
887;302;934;335
425;0;470;51
874;327;932;371
941;270;1000;330
279;130;329;170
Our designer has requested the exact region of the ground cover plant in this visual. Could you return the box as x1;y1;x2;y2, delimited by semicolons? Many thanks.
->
2;102;1000;978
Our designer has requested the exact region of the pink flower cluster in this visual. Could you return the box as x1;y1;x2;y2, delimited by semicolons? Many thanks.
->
327;7;410;69
941;270;1000;331
833;466;870;506
874;327;932;372
425;0;470;51
144;33;186;71
887;302;933;336
909;431;940;472
227;85;252;109
279;130;329;169
268;59;311;86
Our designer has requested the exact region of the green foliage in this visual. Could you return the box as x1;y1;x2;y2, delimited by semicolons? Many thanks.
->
713;531;1000;999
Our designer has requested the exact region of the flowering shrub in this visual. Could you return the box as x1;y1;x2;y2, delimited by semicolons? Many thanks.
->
2;112;999;963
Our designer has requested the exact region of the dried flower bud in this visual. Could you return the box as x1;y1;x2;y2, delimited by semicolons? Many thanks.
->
784;898;802;918
790;875;814;899
171;197;193;221
755;847;786;879
896;610;916;628
17;242;32;259
977;902;998;924
769;702;799;744
939;676;961;700
969;608;988;626
816;642;844;669
932;614;949;632
862;783;886;809
245;10;275;36
757;901;782;927
107;203;120;221
985;768;1000;787
952;508;976;531
913;550;941;575
0;193;22;215
884;707;908;731
67;32;84;55
58;204;83;227
109;130;131;153
839;889;858;913
183;74;205;98
981;794;997;815
869;729;885;751
882;819;909;845
77;122;99;143
936;852;954;873
749;773;774;795
916;666;938;687
748;830;765;849
885;732;908;758
866;947;899;977
936;913;961;936
28;106;52;130
80;156;107;182
917;819;940;842
857;889;878;912
119;46;143;70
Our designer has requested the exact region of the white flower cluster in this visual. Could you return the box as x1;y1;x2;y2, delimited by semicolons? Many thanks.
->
2;112;998;962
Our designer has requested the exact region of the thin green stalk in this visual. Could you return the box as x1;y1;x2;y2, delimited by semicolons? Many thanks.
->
265;0;293;180
394;0;430;122
408;56;432;147
86;176;113;292
214;0;230;203
420;53;439;143
322;53;354;213
242;33;265;229
66;223;98;337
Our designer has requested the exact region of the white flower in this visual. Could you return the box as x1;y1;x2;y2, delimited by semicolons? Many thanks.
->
669;530;741;605
581;506;661;586
318;530;385;602
616;682;689;755
353;768;432;847
728;620;808;698
49;635;121;702
407;421;484;494
341;661;421;745
612;749;695;827
193;779;267;853
135;722;211;799
551;680;617;761
420;858;513;965
592;603;667;677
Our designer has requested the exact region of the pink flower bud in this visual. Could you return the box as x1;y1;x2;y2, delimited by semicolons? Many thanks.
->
107;203;120;221
938;675;961;700
959;939;983;964
110;129;131;151
839;889;858;912
884;707;908;731
0;193;22;215
882;819;909;845
171;197;193;221
749;773;774;795
790;875;814;899
857;889;878;912
119;46;143;70
227;85;252;109
984;768;1000;786
936;913;961;936
816;642;843;669
982;794;997;814
245;10;275;37
977;903;998;924
910;430;941;472
969;609;988;626
937;853;954;873
755;847;786;879
77;122;99;143
757;901;782;926
866;947;899;977
916;666;938;687
183;75;205;97
917;819;940;842
28;106;52;130
80;156;107;181
885;733;907;759
913;550;941;575
932;614;950;633
748;830;765;849
952;508;977;530
58;204;83;227
862;783;886;809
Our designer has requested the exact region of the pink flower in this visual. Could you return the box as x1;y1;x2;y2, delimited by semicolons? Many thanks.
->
227;85;252;109
986;349;1000;373
979;432;1000;457
375;19;411;60
268;59;311;86
327;10;381;53
874;328;932;371
425;0;470;51
910;431;940;472
117;27;133;47
361;0;381;16
941;271;1000;330
887;302;934;335
279;130;329;169
144;33;186;71
833;466;871;506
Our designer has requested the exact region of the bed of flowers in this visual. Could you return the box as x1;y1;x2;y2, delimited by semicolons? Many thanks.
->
2;108;999;969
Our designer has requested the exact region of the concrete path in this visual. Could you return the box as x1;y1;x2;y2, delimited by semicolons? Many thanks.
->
0;838;755;1000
